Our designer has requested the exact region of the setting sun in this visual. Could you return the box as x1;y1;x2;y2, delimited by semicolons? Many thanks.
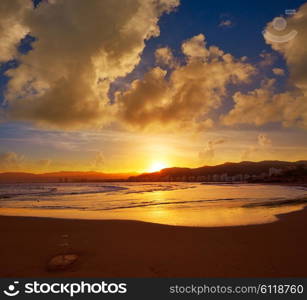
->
148;161;168;173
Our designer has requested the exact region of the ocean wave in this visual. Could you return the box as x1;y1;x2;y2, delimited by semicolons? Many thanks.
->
0;183;195;200
243;197;307;208
1;183;306;213
0;185;128;199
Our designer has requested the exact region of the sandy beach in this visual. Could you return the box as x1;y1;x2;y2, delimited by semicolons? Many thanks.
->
0;208;306;278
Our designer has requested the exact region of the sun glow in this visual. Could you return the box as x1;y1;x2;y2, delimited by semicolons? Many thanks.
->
147;161;168;173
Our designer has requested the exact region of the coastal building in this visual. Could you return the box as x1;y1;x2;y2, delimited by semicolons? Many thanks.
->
269;167;283;176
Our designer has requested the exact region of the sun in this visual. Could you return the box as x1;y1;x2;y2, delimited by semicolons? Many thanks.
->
147;161;168;173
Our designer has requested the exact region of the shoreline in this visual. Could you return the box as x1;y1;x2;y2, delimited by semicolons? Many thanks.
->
0;207;307;277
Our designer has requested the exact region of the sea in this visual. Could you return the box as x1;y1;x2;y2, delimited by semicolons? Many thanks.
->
0;182;306;227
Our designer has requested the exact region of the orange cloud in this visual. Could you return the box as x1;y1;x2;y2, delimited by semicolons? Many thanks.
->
3;0;179;129
0;151;24;171
0;0;31;62
222;3;307;129
155;47;177;68
117;34;255;131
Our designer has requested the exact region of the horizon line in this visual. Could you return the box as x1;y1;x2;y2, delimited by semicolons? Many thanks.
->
1;159;307;176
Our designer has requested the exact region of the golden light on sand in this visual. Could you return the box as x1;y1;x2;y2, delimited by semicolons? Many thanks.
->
147;161;168;173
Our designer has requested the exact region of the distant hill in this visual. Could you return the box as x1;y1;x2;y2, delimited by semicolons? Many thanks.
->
1;161;306;183
128;161;307;182
0;171;137;183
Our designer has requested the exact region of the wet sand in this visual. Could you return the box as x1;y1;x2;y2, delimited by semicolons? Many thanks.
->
0;208;306;277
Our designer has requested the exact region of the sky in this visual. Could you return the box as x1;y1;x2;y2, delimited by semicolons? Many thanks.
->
0;0;307;173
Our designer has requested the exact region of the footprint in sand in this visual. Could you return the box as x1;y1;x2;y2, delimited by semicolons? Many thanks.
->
58;234;70;248
47;254;78;271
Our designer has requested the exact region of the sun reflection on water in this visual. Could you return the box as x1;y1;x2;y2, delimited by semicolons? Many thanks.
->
0;183;306;227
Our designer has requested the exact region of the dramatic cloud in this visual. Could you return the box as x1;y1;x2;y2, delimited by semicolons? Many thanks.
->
117;34;255;130
0;0;31;62
222;78;307;129
265;3;307;92
3;0;179;129
222;3;307;129
3;1;306;133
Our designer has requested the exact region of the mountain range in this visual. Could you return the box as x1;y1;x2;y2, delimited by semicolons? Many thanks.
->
0;171;136;183
0;161;306;183
128;160;307;182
